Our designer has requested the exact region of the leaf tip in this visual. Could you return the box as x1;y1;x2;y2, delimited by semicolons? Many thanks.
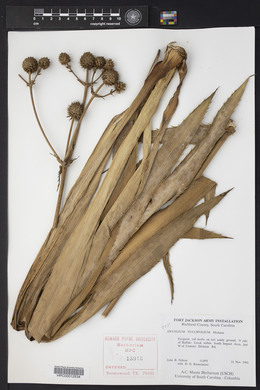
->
220;187;234;198
211;87;219;98
203;87;219;108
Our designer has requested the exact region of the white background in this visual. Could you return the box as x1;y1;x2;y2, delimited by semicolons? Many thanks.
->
8;27;255;385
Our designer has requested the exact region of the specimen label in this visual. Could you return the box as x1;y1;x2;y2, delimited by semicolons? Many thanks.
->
161;315;255;386
103;334;158;377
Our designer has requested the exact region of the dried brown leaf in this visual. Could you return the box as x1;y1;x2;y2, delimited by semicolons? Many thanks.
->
26;50;185;342
182;227;231;239
44;176;217;337
108;90;216;262
140;78;249;225
163;252;174;303
48;190;229;341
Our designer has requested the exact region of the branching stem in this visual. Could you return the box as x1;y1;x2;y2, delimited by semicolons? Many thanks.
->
65;82;104;163
65;118;75;158
52;117;75;229
18;74;29;84
28;73;62;164
93;70;104;83
66;65;85;86
82;69;89;106
32;68;42;84
52;71;104;228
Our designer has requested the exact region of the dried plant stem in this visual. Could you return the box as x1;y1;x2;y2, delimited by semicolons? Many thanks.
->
27;48;187;341
66;64;85;86
27;67;179;341
18;74;29;84
12;45;189;338
65;118;75;156
11;43;250;342
11;113;122;332
82;69;89;106
28;73;62;164
32;68;41;83
65;84;102;165
52;71;92;228
11;86;123;331
53;163;69;228
53;119;75;228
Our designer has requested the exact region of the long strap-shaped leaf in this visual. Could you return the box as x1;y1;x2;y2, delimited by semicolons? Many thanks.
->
45;189;230;342
140;78;249;224
150;121;235;145
98;225;230;317
27;50;185;342
12;44;186;333
163;252;174;303
43;176;217;340
108;90;216;262
73;62;187;295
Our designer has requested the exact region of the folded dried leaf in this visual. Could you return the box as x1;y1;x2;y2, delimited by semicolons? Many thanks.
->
12;44;248;344
108;90;216;262
44;176;217;338
46;190;229;342
26;46;186;342
140;78;248;224
163;252;174;303
182;227;231;239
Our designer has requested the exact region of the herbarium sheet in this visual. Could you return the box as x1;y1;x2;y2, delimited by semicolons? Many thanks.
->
8;27;255;386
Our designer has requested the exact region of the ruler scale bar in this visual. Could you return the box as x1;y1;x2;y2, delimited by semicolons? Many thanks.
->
40;11;121;17
6;5;148;29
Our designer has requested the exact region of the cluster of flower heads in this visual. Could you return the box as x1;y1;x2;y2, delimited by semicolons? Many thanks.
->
22;56;50;73
20;52;126;123
59;51;126;94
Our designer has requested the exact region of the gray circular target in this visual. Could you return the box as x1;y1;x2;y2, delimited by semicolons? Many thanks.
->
125;9;142;26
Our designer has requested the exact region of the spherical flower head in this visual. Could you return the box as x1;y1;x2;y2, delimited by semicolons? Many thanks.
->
115;82;126;94
39;57;50;70
95;56;106;69
104;59;114;70
67;102;84;121
59;52;71;65
102;69;119;86
22;57;38;73
80;52;95;69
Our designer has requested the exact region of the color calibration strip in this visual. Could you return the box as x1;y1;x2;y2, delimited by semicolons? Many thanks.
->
160;11;177;26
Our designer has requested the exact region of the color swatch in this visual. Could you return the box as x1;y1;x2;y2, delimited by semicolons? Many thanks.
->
160;11;177;26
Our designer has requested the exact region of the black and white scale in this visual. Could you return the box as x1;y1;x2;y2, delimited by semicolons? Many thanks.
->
6;5;148;30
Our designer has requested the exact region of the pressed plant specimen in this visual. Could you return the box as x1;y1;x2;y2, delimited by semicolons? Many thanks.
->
18;51;126;228
11;43;249;342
